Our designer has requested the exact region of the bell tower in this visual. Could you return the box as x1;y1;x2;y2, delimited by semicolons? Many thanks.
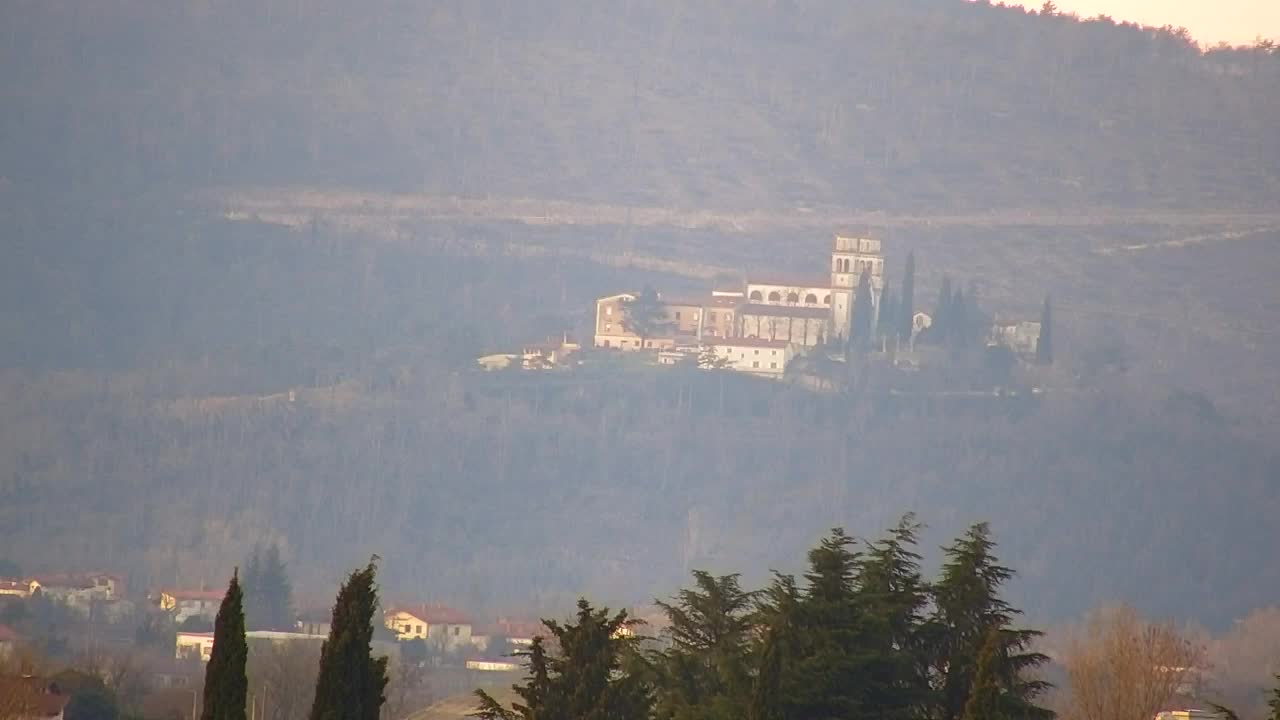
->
830;234;884;339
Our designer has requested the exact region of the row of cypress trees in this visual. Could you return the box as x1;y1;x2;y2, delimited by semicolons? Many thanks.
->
477;517;1053;720
199;560;388;720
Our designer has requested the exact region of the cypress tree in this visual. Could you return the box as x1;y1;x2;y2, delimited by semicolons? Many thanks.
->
934;276;953;344
201;571;247;720
851;269;875;350
900;251;916;342
877;279;894;344
1036;295;1053;365
960;629;1005;720
310;560;389;720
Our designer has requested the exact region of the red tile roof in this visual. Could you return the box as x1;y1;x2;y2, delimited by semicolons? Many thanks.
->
707;337;792;349
484;617;544;640
388;603;472;625
162;588;226;601
745;276;830;289
738;303;830;319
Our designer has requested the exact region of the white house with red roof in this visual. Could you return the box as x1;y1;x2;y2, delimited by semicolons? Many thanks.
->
384;603;473;651
158;588;224;623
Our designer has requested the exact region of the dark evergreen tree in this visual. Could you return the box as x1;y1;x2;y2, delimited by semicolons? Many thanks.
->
758;528;880;720
960;630;1005;720
474;599;651;720
900;251;916;342
929;524;1052;720
1036;295;1053;365
651;571;757;720
244;543;294;631
877;279;894;344
851;270;875;350
749;574;802;720
1268;674;1280;720
622;285;671;347
950;287;968;349
310;560;389;720
932;276;954;344
855;514;933;720
201;571;247;720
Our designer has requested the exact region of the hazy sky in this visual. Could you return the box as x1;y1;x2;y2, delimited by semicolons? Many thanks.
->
1013;0;1280;45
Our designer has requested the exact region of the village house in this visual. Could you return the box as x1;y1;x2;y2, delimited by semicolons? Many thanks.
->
472;617;544;652
174;631;215;662
384;603;474;651
157;588;224;624
26;572;125;618
704;338;796;377
476;334;580;371
0;578;38;598
989;319;1042;356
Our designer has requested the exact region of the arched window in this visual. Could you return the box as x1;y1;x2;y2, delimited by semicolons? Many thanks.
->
786;292;799;304
805;293;818;305
767;291;781;302
749;290;763;301
823;295;832;305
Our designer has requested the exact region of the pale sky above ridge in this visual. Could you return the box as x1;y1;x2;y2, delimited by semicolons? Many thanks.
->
1009;0;1280;46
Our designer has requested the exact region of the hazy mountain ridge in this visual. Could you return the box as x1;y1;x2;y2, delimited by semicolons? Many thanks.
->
2;0;1278;208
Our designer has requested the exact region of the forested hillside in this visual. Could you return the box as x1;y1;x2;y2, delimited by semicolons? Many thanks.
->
1;0;1278;209
2;204;1278;628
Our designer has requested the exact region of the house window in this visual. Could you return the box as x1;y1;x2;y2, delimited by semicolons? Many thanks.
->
749;290;763;301
772;350;778;355
786;292;799;303
417;624;423;633
708;311;716;322
754;349;759;355
767;291;781;302
805;293;818;304
674;311;681;320
453;626;461;636
605;323;612;332
824;295;832;305
771;363;778;369
753;361;760;368
605;307;612;316
403;624;411;633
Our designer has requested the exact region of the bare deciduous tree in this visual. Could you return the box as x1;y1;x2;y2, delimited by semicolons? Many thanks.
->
1060;605;1204;720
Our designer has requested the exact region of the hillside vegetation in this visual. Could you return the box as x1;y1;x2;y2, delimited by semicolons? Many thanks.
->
2;0;1278;209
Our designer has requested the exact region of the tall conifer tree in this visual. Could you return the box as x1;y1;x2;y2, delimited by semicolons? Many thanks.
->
856;515;933;720
201;571;247;720
1036;295;1053;365
651;571;757;720
929;524;1052;720
310;560;389;720
475;599;651;720
851;269;875;350
900;251;916;342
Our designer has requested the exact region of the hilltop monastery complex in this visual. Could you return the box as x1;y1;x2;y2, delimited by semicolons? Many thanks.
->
592;234;885;375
